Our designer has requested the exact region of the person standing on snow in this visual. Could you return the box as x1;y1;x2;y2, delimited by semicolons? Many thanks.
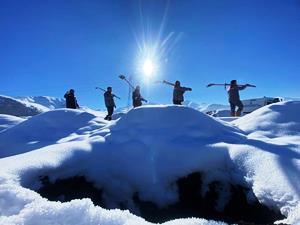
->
228;80;248;116
163;80;192;105
104;87;116;121
64;89;79;109
132;85;147;108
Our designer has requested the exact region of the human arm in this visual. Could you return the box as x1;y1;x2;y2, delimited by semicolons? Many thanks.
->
182;87;192;91
112;94;121;100
238;85;247;91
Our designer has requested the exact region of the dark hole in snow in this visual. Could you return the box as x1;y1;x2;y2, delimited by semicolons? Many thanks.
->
36;173;285;225
38;176;104;206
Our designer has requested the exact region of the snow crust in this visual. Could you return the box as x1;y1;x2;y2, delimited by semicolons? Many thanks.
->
0;102;299;224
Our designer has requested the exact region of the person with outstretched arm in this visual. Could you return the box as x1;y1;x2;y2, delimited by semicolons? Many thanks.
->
64;89;79;109
164;80;192;105
104;87;116;121
228;80;248;116
132;85;147;108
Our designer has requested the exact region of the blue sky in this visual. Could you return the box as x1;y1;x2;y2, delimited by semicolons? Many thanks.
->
0;0;299;109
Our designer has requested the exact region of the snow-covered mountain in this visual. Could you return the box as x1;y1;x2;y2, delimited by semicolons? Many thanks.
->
183;100;229;112
0;95;65;117
0;95;229;119
0;101;299;225
283;96;300;101
0;95;48;117
16;96;65;109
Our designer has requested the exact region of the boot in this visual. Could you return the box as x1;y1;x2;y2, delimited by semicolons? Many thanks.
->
230;111;236;117
236;111;242;117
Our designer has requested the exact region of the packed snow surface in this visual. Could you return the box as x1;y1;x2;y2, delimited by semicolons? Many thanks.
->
0;101;299;224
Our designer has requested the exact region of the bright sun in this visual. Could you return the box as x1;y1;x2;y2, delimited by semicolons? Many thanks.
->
142;58;155;77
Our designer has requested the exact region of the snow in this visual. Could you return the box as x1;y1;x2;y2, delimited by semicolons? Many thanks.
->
0;95;48;117
0;102;300;224
15;96;65;110
233;101;300;137
0;114;25;132
0;95;66;118
208;109;232;118
183;100;229;113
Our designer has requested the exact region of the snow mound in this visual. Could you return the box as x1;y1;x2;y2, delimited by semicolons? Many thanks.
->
112;105;242;144
0;95;48;117
233;101;300;137
0;114;25;132
0;104;299;224
0;109;108;158
16;96;65;109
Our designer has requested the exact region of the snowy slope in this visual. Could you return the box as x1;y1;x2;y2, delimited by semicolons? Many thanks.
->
0;114;25;132
0;95;65;117
0;103;299;224
16;96;65;109
233;100;300;137
0;95;48;117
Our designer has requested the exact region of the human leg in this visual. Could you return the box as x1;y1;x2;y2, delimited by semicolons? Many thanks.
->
236;100;244;116
230;102;236;116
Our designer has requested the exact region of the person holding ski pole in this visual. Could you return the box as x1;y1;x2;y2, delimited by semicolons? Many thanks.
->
64;89;79;109
132;85;147;108
228;80;248;117
104;87;116;121
163;80;192;105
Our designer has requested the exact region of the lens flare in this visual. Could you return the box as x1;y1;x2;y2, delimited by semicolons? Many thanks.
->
132;1;183;83
142;58;155;77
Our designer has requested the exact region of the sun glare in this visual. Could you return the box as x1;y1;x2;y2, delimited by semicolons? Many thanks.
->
142;58;155;77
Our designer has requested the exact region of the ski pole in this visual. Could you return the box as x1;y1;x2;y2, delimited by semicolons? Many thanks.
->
95;87;106;92
158;80;192;91
162;80;175;86
119;75;135;89
155;80;175;86
95;87;121;99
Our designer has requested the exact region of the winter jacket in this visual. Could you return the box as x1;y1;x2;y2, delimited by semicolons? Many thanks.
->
64;92;79;109
228;85;246;104
132;90;145;108
173;86;191;103
104;91;115;108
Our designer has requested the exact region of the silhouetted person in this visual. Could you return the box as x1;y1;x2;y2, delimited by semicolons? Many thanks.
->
104;87;116;121
228;80;247;116
64;89;79;109
132;85;147;108
164;80;192;105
